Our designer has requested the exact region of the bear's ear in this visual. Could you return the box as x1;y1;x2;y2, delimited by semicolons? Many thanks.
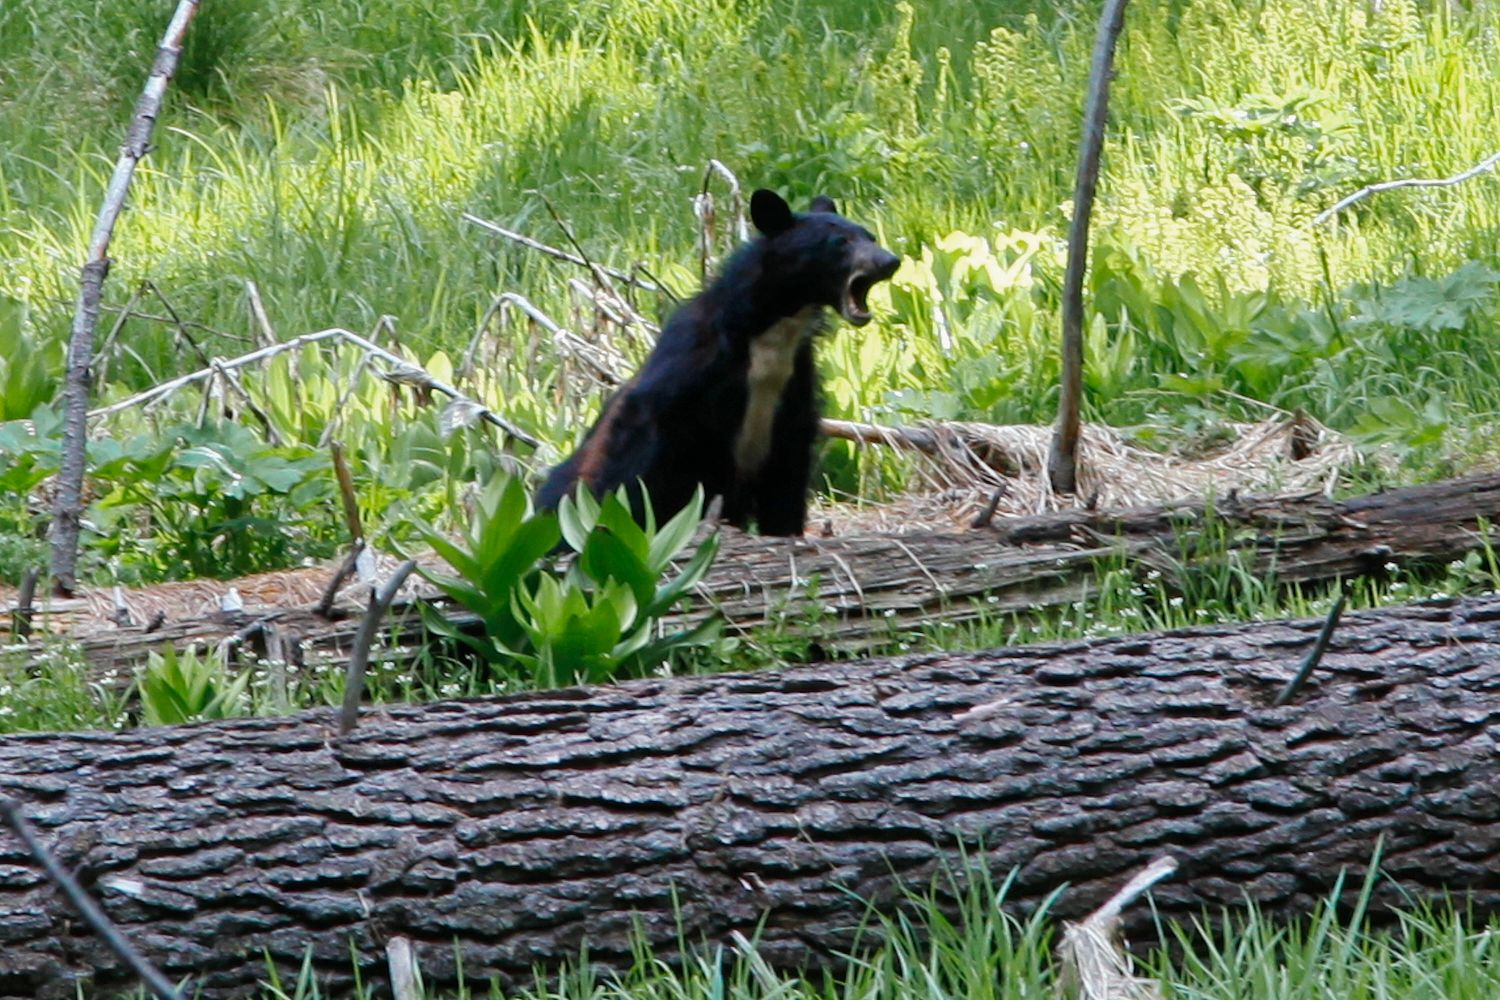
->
750;189;795;237
809;195;837;214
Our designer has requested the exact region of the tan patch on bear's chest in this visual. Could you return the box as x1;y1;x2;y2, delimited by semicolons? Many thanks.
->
734;308;818;477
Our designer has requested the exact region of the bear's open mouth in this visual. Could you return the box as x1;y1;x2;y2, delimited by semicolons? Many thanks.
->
839;258;901;326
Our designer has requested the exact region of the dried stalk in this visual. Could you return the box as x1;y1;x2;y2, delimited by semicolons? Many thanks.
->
461;212;664;292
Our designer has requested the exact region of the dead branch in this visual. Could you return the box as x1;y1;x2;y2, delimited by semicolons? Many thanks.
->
461;213;665;293
84;326;540;448
1313;148;1500;226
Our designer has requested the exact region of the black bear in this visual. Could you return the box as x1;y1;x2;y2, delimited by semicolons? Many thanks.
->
536;189;900;535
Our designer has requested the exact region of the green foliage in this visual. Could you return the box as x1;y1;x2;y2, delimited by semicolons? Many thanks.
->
0;297;56;423
87;419;338;581
136;645;250;726
0;407;61;580
1350;261;1500;335
0;640;129;734
413;476;724;688
1171;85;1365;198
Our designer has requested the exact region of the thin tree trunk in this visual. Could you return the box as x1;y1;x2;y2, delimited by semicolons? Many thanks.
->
1048;0;1131;494
48;1;200;595
2;595;1499;997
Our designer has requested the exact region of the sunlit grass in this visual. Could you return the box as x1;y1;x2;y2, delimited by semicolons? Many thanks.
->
5;0;1500;451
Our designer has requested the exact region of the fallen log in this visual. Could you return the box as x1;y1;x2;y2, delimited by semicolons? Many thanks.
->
3;595;1500;997
32;470;1500;676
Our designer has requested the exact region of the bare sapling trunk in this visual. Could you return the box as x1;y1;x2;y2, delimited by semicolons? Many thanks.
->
47;1;201;594
1048;0;1131;495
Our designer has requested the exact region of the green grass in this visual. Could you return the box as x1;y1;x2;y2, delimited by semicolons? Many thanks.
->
2;0;1499;591
2;3;1500;640
5;0;1500;469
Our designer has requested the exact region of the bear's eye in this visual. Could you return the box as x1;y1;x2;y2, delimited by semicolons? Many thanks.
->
830;234;850;249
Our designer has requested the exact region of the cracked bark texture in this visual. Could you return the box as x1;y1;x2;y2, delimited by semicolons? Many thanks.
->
3;596;1500;997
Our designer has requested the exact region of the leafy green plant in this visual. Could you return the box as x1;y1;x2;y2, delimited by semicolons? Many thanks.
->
137;645;250;726
413;476;724;689
0;296;57;422
0;406;61;580
0;639;131;735
1171;85;1366;198
87;419;338;581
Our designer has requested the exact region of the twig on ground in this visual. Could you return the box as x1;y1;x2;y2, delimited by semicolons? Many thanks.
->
822;418;943;454
1048;0;1130;496
387;937;423;1000
85;327;540;447
48;0;202;595
0;797;186;1000
1274;585;1347;706
1313;149;1500;226
314;540;368;619
339;559;417;736
12;568;40;640
971;485;1008;529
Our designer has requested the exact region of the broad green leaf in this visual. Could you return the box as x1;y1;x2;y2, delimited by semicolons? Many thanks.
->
647;484;705;572
579;527;654;610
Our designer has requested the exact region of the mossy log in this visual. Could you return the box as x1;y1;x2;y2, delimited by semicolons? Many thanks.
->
2;595;1500;997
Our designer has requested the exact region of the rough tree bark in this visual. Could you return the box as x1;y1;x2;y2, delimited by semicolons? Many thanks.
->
2;596;1499;997
37;470;1500;674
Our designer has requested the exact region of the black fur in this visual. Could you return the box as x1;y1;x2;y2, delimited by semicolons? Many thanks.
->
537;190;900;535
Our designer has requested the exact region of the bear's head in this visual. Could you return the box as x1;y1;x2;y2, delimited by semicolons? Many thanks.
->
749;189;901;327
